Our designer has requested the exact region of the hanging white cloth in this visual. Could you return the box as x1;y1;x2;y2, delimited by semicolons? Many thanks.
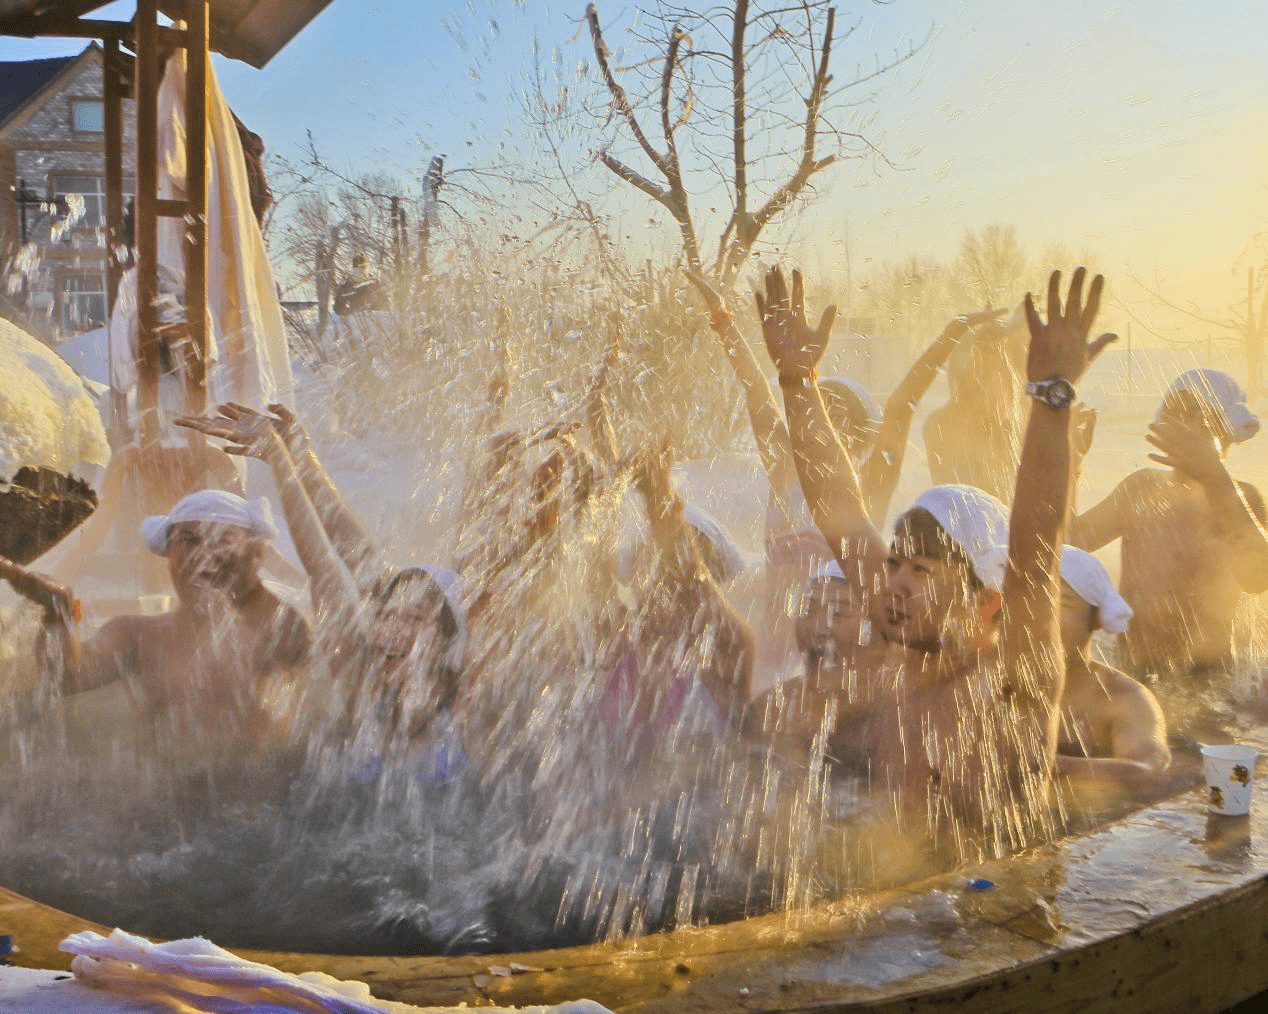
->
108;45;293;427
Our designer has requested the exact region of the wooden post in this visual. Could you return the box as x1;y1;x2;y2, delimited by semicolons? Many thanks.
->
102;37;129;445
184;0;210;418
134;0;160;448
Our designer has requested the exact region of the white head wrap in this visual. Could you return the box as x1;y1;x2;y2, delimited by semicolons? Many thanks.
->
1157;369;1260;443
420;565;468;672
682;504;747;582
1059;546;1133;634
810;559;846;584
906;484;1011;592
819;376;882;440
141;490;277;556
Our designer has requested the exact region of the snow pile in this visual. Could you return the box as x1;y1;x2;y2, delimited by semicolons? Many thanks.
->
0;317;109;479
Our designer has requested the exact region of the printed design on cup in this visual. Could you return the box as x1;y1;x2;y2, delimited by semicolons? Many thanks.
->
1232;764;1251;786
1209;785;1224;809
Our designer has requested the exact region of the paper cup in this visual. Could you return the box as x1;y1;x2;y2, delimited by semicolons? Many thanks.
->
138;594;172;615
1201;745;1258;816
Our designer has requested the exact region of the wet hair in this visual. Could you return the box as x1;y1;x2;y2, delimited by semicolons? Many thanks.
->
891;508;983;591
374;568;459;642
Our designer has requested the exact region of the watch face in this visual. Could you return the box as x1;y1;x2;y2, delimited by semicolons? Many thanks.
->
1047;379;1074;408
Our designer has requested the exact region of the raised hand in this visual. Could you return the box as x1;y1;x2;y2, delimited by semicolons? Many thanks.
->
942;307;1009;343
265;403;311;456
1147;414;1225;483
176;403;283;461
756;267;836;381
1023;267;1117;385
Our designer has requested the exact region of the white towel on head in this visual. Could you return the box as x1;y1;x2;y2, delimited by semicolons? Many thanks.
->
1059;546;1133;634
683;503;746;581
142;489;277;556
819;375;882;437
908;484;1011;591
421;564;467;671
810;559;846;583
1158;368;1260;443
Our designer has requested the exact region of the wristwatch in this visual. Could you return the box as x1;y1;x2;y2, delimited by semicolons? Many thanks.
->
1026;377;1075;410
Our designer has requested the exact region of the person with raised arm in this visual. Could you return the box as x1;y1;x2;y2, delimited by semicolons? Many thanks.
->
760;264;1116;852
601;439;756;760
176;408;466;776
0;490;311;777
687;268;1002;672
1069;369;1268;694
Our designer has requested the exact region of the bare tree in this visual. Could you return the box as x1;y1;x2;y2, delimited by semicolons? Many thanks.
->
582;1;922;288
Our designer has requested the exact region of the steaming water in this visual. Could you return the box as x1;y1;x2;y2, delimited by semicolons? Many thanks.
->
2;276;1266;957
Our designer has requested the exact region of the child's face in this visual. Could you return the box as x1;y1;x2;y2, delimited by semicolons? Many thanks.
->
368;582;447;663
796;578;865;659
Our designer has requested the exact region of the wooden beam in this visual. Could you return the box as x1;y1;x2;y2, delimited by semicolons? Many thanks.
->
156;198;187;218
103;34;128;445
134;0;160;448
184;0;210;419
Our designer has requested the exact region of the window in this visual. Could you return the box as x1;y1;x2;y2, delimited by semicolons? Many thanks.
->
59;272;108;334
52;176;133;232
70;98;104;133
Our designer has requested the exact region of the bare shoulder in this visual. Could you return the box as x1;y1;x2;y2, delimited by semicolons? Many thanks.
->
1093;660;1163;717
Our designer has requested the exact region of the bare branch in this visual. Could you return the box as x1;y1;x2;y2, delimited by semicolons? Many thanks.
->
598;150;672;205
587;3;670;174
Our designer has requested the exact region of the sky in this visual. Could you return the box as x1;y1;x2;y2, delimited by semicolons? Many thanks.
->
3;1;1267;344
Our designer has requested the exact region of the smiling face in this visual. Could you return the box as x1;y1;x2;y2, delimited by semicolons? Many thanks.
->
365;573;452;667
166;521;264;604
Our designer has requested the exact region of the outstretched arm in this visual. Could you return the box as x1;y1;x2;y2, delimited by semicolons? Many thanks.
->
861;309;1006;521
1004;268;1116;755
635;441;755;722
177;413;358;621
757;267;886;588
687;269;798;499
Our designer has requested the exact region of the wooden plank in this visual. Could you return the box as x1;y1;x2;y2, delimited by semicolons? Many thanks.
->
102;34;129;446
133;0;159;448
184;0;210;426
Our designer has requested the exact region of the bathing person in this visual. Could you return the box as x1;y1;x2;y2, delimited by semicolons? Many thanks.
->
601;440;756;760
176;407;467;755
0;490;311;764
923;305;1030;504
687;268;1003;675
1054;546;1170;800
761;264;1115;852
742;561;881;763
1069;369;1268;680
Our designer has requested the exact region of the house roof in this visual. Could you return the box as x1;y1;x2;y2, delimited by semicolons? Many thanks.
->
0;1;333;69
0;52;75;127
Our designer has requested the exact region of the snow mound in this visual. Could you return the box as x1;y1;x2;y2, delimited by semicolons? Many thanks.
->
0;317;110;479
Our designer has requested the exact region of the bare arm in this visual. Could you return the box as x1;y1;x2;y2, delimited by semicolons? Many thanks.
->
687;269;797;498
1146;416;1268;593
860;310;1005;521
176;415;358;621
1004;269;1117;758
636;443;755;722
756;267;886;589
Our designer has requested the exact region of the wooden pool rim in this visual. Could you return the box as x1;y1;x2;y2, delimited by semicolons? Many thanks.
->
5;789;1268;1014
